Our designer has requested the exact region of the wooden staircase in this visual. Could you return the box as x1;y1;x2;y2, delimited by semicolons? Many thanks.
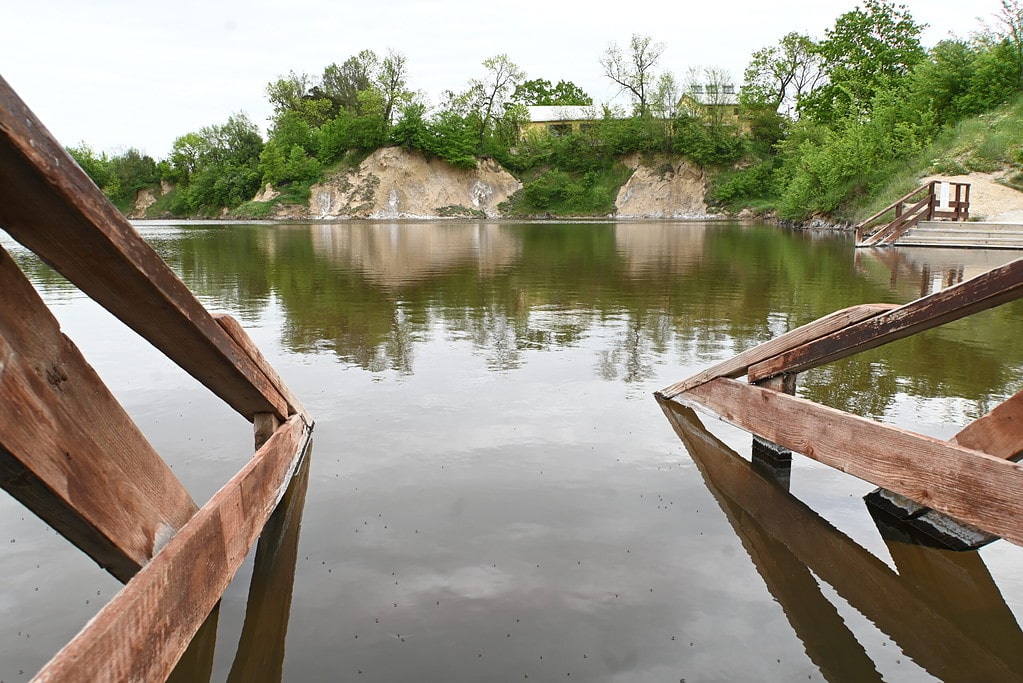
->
856;181;970;247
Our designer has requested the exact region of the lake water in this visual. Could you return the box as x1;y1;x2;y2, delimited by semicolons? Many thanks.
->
2;220;1023;682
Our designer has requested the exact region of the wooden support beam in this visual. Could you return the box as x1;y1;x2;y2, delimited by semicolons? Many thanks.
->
748;257;1023;383
31;415;312;683
226;443;311;683
0;246;197;583
0;75;287;422
672;378;1023;546
215;315;311;427
952;388;1023;461
656;303;898;399
659;399;1023;680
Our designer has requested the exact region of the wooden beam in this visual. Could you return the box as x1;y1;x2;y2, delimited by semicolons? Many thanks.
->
672;378;1023;546
659;399;1023;680
951;388;1023;461
215;315;311;427
226;443;311;683
31;415;312;683
748;257;1023;383
0;75;286;421
0;246;197;583
656;304;898;399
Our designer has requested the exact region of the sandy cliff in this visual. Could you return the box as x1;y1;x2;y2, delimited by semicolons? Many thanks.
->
308;147;522;219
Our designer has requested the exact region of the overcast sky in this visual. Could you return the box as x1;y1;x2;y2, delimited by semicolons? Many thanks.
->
1;0;1004;159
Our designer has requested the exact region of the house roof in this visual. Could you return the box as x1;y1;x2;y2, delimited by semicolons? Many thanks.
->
524;105;602;123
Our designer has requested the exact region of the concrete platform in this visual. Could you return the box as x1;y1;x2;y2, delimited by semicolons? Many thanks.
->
895;222;1023;249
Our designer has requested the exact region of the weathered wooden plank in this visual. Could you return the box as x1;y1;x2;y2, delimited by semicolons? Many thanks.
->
0;75;286;421
215;314;311;425
656;304;897;399
952;388;1023;461
748;257;1023;383
673;378;1023;546
0;245;197;583
226;444;311;683
659;399;1023;680
32;415;312;683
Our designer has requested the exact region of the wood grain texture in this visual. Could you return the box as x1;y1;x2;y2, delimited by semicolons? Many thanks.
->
656;304;897;399
32;415;312;683
0;246;196;582
748;257;1023;382
215;314;311;425
952;389;1023;461
659;399;1023;681
0;75;286;421
226;444;311;683
673;378;1023;546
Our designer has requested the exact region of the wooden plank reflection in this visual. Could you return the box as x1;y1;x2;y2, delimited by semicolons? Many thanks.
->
658;397;1023;681
165;443;312;683
227;443;312;682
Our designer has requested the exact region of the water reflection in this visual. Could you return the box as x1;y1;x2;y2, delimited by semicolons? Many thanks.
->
659;398;1023;681
168;444;311;683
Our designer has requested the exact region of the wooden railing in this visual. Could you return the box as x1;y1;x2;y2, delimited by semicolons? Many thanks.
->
0;74;313;680
855;181;970;247
657;256;1023;546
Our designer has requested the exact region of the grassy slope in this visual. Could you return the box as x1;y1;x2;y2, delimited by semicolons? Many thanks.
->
852;96;1023;223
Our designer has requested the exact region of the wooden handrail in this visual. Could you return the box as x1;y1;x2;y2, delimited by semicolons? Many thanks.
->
0;73;315;682
855;182;932;234
0;75;293;422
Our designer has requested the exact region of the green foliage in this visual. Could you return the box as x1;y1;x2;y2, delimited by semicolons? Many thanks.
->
800;0;925;124
708;160;777;208
167;114;264;214
511;164;631;216
66;143;111;189
511;78;593;106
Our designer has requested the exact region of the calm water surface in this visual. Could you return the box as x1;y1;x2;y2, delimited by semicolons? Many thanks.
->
2;220;1023;682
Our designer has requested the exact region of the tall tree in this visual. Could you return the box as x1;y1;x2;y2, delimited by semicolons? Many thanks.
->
376;49;412;128
600;34;665;116
993;0;1023;89
320;49;379;115
799;0;926;124
742;32;826;118
469;54;526;149
511;78;593;106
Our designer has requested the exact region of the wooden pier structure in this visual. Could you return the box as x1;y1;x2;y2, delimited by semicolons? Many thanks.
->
856;180;971;247
0;75;313;680
656;255;1023;548
658;400;1023;680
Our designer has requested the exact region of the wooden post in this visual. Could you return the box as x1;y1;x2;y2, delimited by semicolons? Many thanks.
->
0;246;197;582
751;374;796;489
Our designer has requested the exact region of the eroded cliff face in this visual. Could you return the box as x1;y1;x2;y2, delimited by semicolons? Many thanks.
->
614;154;710;218
309;147;522;219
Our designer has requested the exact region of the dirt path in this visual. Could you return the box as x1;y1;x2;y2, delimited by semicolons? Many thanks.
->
920;172;1023;223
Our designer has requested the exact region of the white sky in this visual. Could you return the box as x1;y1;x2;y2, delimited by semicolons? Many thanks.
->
0;0;1004;159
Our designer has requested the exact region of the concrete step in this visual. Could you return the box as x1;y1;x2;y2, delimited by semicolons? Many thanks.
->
895;222;1023;249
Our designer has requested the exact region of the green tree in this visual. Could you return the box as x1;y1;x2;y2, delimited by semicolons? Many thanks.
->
168;114;264;212
800;0;926;124
320;50;379;115
469;54;526;150
66;143;111;189
511;78;593;106
600;34;665;116
741;32;825;117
